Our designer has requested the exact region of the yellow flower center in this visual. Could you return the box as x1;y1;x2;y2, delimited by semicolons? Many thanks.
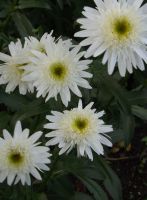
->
8;149;25;167
72;117;89;135
49;62;68;81
40;47;46;53
113;16;132;40
15;63;27;75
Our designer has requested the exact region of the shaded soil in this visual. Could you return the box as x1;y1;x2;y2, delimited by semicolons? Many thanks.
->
111;125;147;200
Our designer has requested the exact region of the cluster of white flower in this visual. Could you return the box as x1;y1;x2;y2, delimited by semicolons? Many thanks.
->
0;0;147;186
0;32;92;106
0;0;146;101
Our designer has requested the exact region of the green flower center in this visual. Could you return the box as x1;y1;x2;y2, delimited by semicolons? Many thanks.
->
49;62;68;81
113;17;132;39
16;63;28;75
72;117;89;135
8;150;24;167
40;47;46;53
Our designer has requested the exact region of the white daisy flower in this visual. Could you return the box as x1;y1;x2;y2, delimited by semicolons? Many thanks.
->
44;100;113;161
0;39;34;94
23;34;92;106
0;121;51;186
75;0;147;77
24;32;54;54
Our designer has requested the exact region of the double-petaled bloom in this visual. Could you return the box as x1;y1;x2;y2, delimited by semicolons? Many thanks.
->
23;33;92;106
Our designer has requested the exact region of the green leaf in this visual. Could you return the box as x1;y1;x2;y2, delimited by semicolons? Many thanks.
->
56;156;108;200
57;0;63;9
0;10;7;18
56;156;105;181
18;0;51;10
132;105;147;120
51;176;74;199
111;129;125;143
76;168;105;181
98;74;134;143
128;89;147;106
0;112;11;133
142;136;147;143
120;112;135;144
96;158;123;200
12;12;34;37
56;0;72;9
0;90;29;111
10;98;64;124
79;178;108;200
49;155;122;200
101;76;131;113
38;193;48;200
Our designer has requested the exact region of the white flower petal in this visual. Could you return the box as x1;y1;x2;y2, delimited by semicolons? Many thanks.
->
14;121;22;137
7;173;15;185
3;130;12;140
